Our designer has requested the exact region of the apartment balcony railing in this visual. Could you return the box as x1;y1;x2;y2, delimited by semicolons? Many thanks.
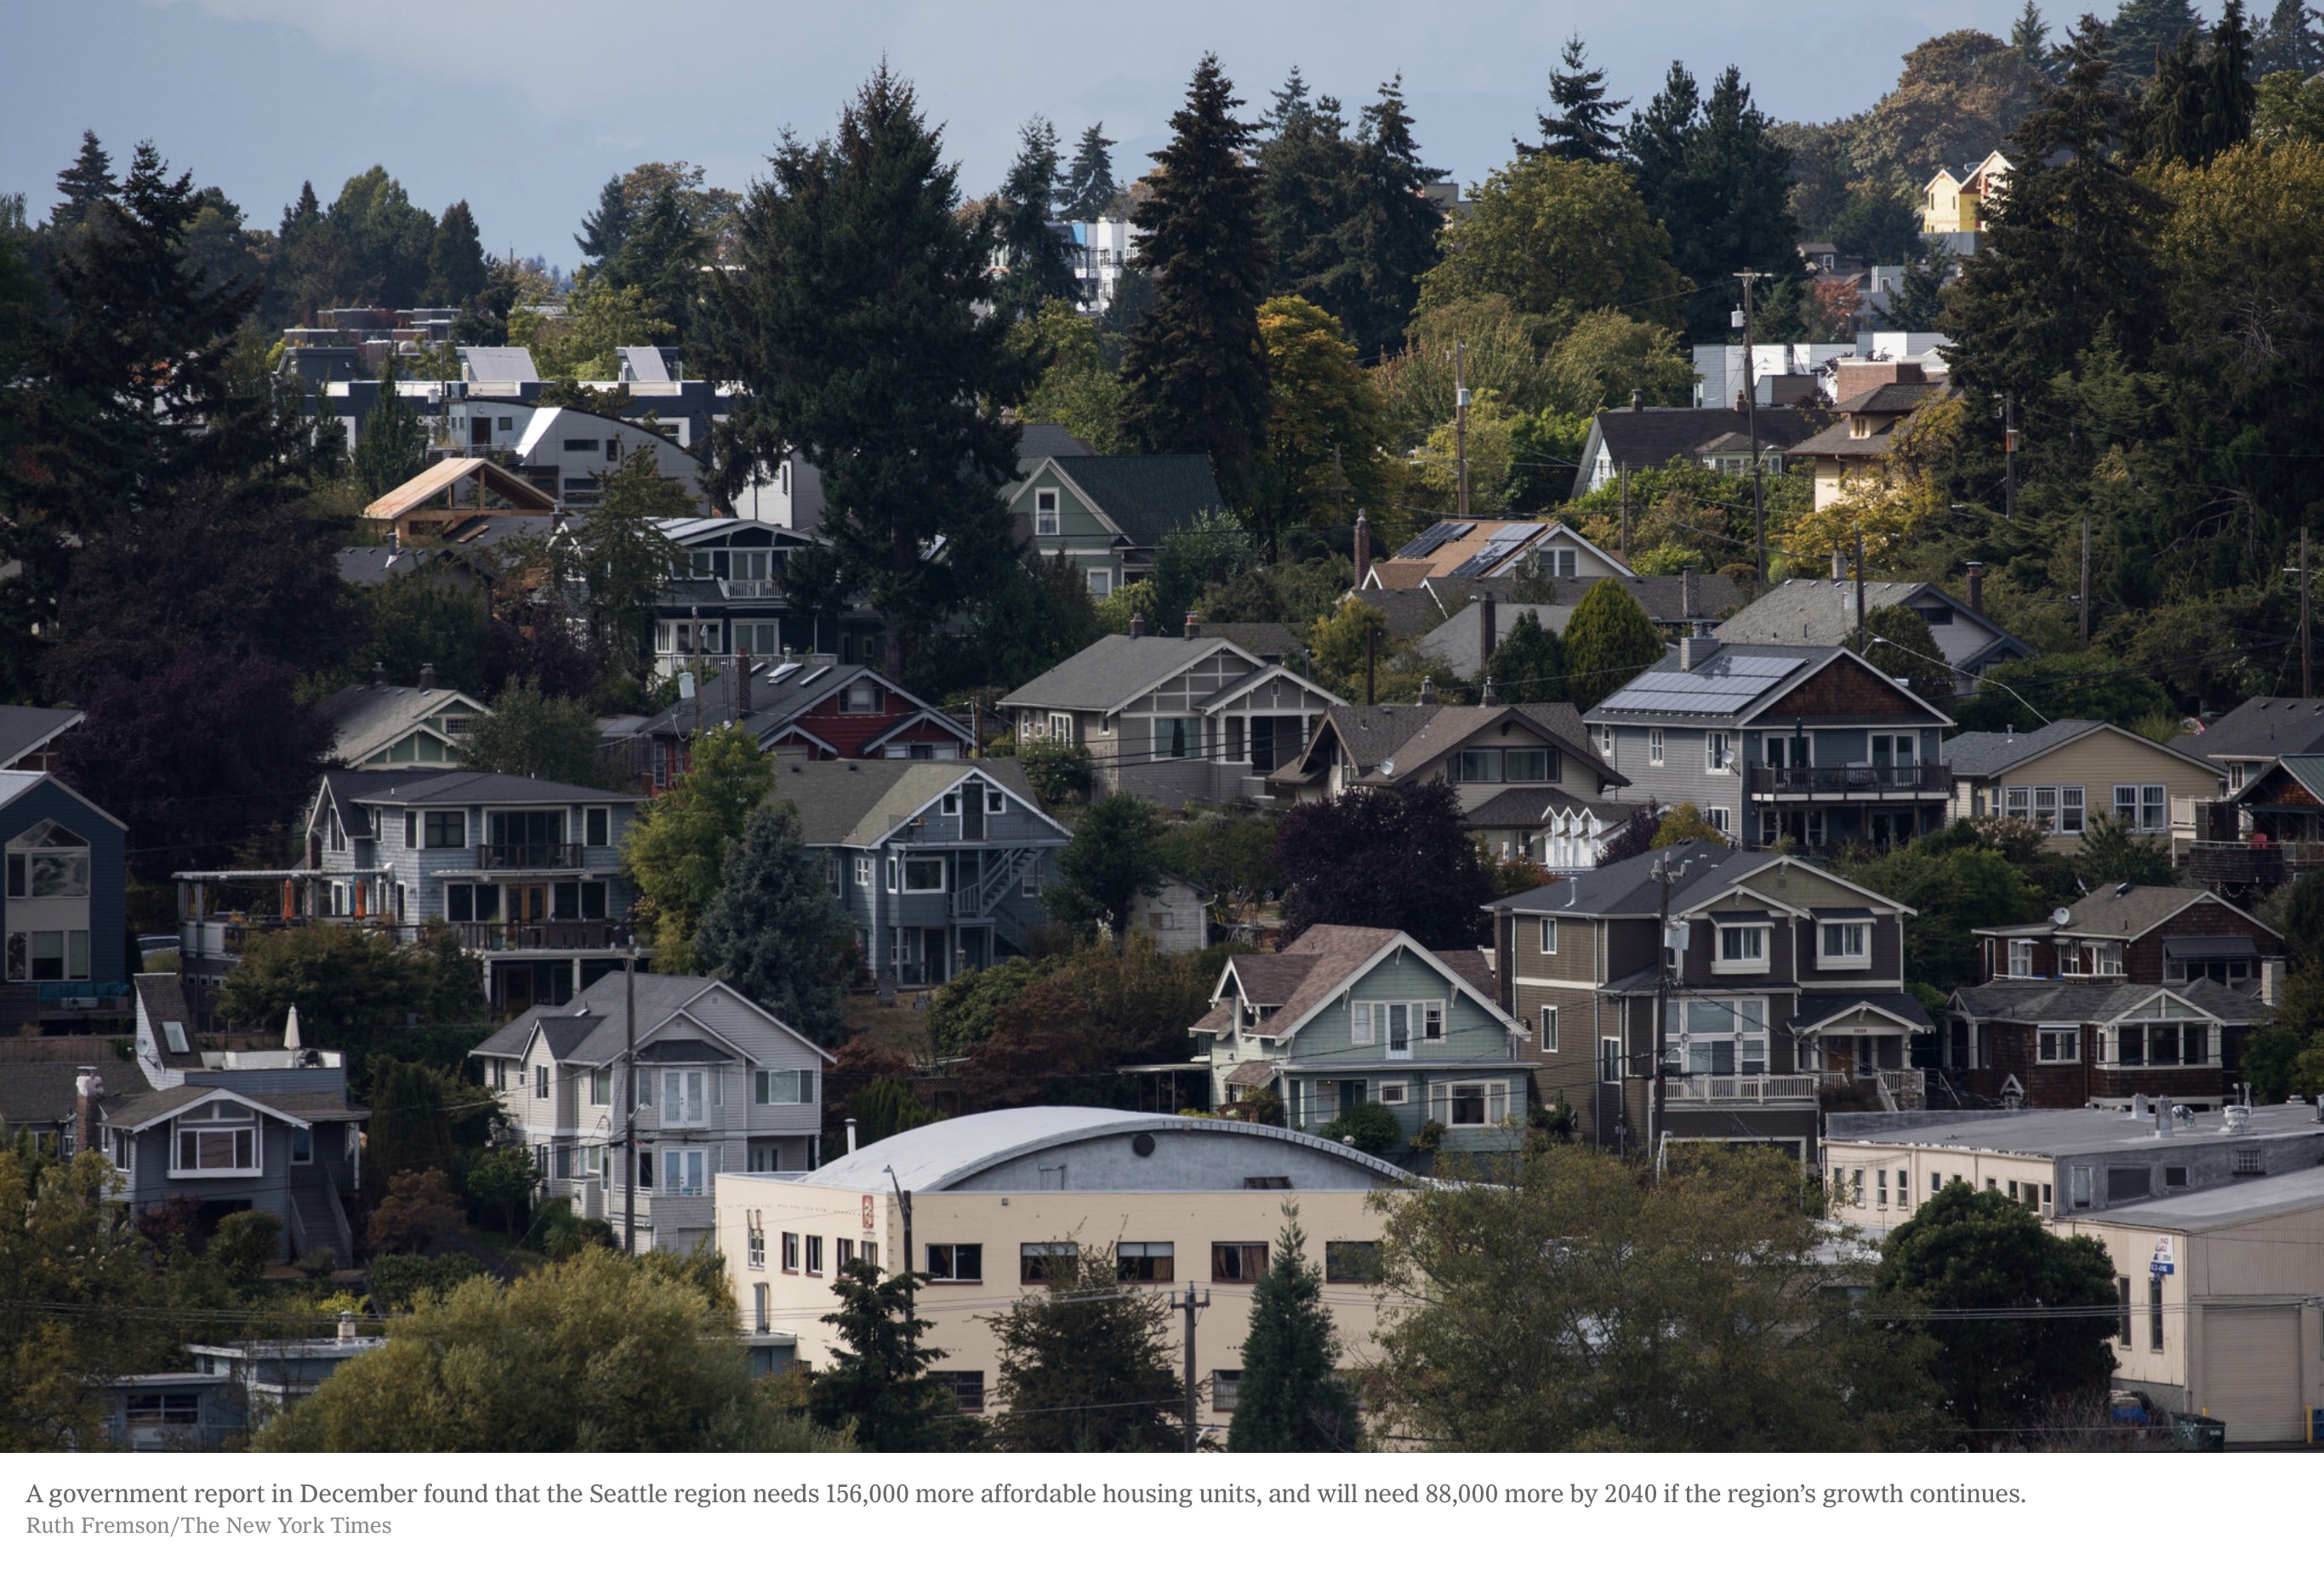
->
1746;763;1949;796
476;843;586;871
453;921;622;952
1663;1072;1823;1106
2184;840;2324;891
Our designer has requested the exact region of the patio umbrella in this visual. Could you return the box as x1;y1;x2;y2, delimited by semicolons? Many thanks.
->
283;1004;302;1050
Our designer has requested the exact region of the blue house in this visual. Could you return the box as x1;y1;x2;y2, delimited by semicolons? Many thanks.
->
0;771;128;1030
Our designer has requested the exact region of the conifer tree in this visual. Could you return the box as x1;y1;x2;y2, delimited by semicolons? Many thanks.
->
994;117;1079;320
1228;1211;1363;1452
49;129;117;231
575;174;634;268
611;185;707;341
1332;78;1447;361
1058;123;1120;221
1120;54;1273;515
1672;68;1797;345
424;199;488;307
351;351;430;498
1524;36;1629;162
2012;1;2053;71
2108;0;2203;84
1560;579;1665;711
1258;72;1359;311
695;798;855;1046
2254;0;2323;76
1484;608;1565;703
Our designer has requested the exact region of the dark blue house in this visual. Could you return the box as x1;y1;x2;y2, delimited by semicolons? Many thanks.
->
0;770;128;1030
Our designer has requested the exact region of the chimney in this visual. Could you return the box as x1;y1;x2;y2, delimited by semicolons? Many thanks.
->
1964;561;1985;614
734;651;753;716
1478;589;1497;662
1480;675;1498;706
845;1118;858;1156
1353;509;1371;587
1831;549;1845;579
1129;612;1146;638
1681;568;1700;618
419;662;437;690
73;1066;102;1159
1679;635;1720;671
1418;677;1436;705
2262;955;2283;1006
1893;361;1926;384
371;661;385;688
1184;611;1201;640
338;1310;356;1344
1629;389;1643;413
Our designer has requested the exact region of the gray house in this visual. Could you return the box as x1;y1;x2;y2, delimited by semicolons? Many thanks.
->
473;972;835;1253
1000;625;1345;806
1584;637;1954;852
780;758;1070;988
1192;925;1529;1151
1005;453;1230;598
1713;577;2031;691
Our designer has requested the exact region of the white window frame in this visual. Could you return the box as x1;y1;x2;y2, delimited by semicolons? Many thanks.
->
1713;925;1769;973
754;1068;815;1105
854;855;872;887
1648;728;1664;766
1427;1079;1512;1128
1538;1005;1559;1052
1034;487;1061;536
1047;712;1074;743
1705;731;1732;773
661;1148;709;1198
2003;786;2031;823
2036;1027;2081;1065
1706;806;1733;834
902;854;946;894
2060;785;2085;834
661;1068;709;1126
2140;783;2167;833
1376;1081;1409;1106
171;1116;259;1177
1816;920;1871;969
1087;568;1113;597
1538;917;1557;955
2008;939;2035;978
2097;941;2123;977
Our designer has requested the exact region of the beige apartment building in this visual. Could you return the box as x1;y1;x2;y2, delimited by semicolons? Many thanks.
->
715;1108;1411;1424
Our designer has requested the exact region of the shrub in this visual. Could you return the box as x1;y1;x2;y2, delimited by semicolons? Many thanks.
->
209;1210;284;1280
366;1168;467;1256
1317;1101;1402;1156
1018;738;1093;806
296;1247;339;1280
1412;1119;1447;1152
368;1251;489;1310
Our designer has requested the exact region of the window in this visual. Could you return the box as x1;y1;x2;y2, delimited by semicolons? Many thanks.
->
2106;1166;2150;1203
1212;1242;1269;1282
2032;786;2058;832
2163;1165;2189;1188
171;1105;257;1176
2148;1275;2164;1350
2097;942;2124;977
2037;1028;2081;1065
2008;940;2035;978
1648;728;1665;766
1324;1240;1382;1283
753;1283;770;1333
289;1126;313;1165
1118;1242;1174;1283
931;1370;986;1413
662;1148;708;1197
2116;1276;2133;1343
836;1238;856;1270
1665;998;1769;1074
885;856;899;892
403;810;417;847
423;811;466;849
903;856;946;892
1538;1005;1559;1052
1428;1079;1512;1127
662;1069;708;1125
2003;785;2030;823
1153;716;1201;760
1538;917;1558;955
1706;806;1732;834
1877;1169;1888;1210
926;1243;983;1282
124;1392;200;1428
841;680;881;715
804;1235;823;1273
941;790;960;817
986;788;1005;815
754;1068;816;1105
7;929;88;982
585;807;609;847
1715;924;1769;970
1087;568;1113;597
853;855;872;889
782;1232;800;1271
1376;1081;1409;1106
2070;1165;2093;1209
1354;1000;1442;1056
1705;732;1732;773
534;1065;550;1100
5;822;89;900
1019;1241;1078;1284
1504;748;1552;783
1046;712;1074;743
2234;1148;2264;1176
1034;487;1060;536
746;1216;765;1270
1211;1370;1242;1412
2113;784;2168;832
1597;726;1616;763
1456;748;1502;783
1599;1037;1623;1082
2061;786;2085;834
1818;920;1869;966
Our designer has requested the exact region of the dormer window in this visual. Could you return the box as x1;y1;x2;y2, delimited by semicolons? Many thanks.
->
843;681;880;714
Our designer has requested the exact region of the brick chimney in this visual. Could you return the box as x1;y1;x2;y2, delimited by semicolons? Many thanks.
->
1833;357;1923;407
419;662;437;690
1679;635;1721;671
1184;612;1201;640
734;652;753;715
1129;612;1147;638
1478;589;1497;663
74;1066;102;1159
1352;509;1371;587
1964;561;1985;614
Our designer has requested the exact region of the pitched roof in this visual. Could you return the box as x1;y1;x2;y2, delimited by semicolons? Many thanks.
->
1495;840;1898;922
1458;786;1646;829
1950;977;2273;1026
329;768;637;806
1945;720;2215;782
2171;696;2324;763
362;456;557;519
999;634;1265;713
0;705;82;767
1587;641;1951;728
1016;423;1093;459
1197;622;1300;662
621;661;967;751
472;972;836;1069
1216;925;1515;1041
1278;702;1619;791
1578;407;1823;493
1715;578;2023;661
1382;520;1631;583
0;1059;150;1128
770;757;1054;849
1046;455;1228;548
1793;990;1932;1033
1973;884;2251;943
101;1082;346;1132
316;681;486;766
0;770;125;829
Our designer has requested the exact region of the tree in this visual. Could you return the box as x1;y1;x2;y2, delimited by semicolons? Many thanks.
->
558;447;692;681
1871;1182;2120;1445
1370;1144;1944;1450
1541;308;1695;415
988;1243;1182;1452
1324;77;1450;362
1274;781;1490;948
1057;123;1121;221
1228;1210;1362;1451
2108;0;2204;84
49;129;117;232
1848;602;1953;705
807;1257;961;1452
366;1168;468;1256
1560;578;1666;711
1484;609;1564;703
357;572;492;697
1012;302;1124;453
464;1147;540;1237
1415;153;1683;339
1524;36;1628;162
1654;65;1799;345
257;1247;841;1451
424;199;488;307
455;680;609;785
2255;0;2324;75
695;799;854;1046
1155;806;1282;916
352;354;431;499
1879;240;1954;333
2129;3;2258;165
929;956;1054;1055
1948;652;2176;733
1837;829;2048;989
621;724;775;971
1257;73;1359;342
2074;812;2176;886
1650;801;1729;849
575;174;635;269
704;69;1022;668
1119;55;1274;515
1048;793;1169;944
2013;1;2053;70
994;117;1079;321
1256;296;1394;535
215;923;482;1049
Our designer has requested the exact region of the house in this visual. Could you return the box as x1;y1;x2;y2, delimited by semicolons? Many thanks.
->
1716;574;2031;691
1584;637;1954;851
2169;697;2324;796
1922;150;2013;233
1006;453;1230;598
0;1057;150;1157
504;407;701;508
0;705;83;772
2057;1160;2324;1444
616;659;973;792
1000;623;1344;806
1120;870;1210;955
715;1107;1410;1419
648;515;871;676
1191;925;1526;1149
776;757;1070;987
1;771;129;1031
1786;363;1952;511
315;665;489;770
1571;399;1823;498
104;1323;385;1450
2190;754;2324;896
1491;840;1929;1159
473;971;834;1252
1950;882;2285;1108
1363;519;1628;591
360;456;559;547
1692;332;1951;413
1411;575;1745;677
175;769;642;1015
1943;720;2224;851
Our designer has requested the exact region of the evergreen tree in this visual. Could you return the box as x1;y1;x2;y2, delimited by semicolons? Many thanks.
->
703;68;1023;668
989;1244;1182;1453
351;352;430;498
575;173;634;268
1877;240;1954;333
1058;123;1121;222
2012;1;2053;71
621;724;774;971
1333;78;1447;361
2108;0;2203;83
1484;608;1565;703
424;199;487;307
1525;35;1629;162
2207;0;2261;151
611;185;707;342
2254;0;2323;76
1119;54;1273;515
1258;75;1359;313
49;129;117;231
695;798;854;1046
559;447;692;680
994;117;1080;321
1623;61;1702;228
1228;1211;1362;1452
1047;791;1168;943
1671;68;1797;345
1560;578;1666;711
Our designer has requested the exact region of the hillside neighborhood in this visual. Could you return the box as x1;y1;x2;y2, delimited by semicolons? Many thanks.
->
9;1;2324;1457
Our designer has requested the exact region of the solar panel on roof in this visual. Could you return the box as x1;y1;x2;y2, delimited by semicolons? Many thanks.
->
1598;654;1803;713
1398;520;1473;560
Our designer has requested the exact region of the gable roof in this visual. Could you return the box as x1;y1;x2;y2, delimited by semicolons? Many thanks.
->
620;660;968;752
1587;642;1951;727
1944;720;2217;781
0;1058;150;1129
102;1083;339;1133
1015;455;1228;548
1951;977;2273;1028
316;681;488;766
0;705;83;768
998;634;1270;714
1575;407;1823;497
1714;578;2027;669
2171;696;2324;764
1271;701;1621;790
327;767;636;809
1495;840;1907;921
1381;520;1632;584
2236;754;2324;809
1971;883;2263;943
1016;423;1093;459
1210;925;1521;1042
363;456;558;520
0;770;126;831
770;758;1062;849
474;972;837;1070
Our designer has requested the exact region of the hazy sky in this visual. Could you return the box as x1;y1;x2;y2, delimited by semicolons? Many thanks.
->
7;0;2042;268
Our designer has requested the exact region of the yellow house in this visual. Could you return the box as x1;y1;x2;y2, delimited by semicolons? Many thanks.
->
1922;150;2014;233
715;1108;1411;1426
1786;367;1950;511
1944;719;2228;853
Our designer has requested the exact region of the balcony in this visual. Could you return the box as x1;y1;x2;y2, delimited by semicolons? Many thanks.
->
452;921;623;953
476;843;586;871
1663;1073;1822;1106
1747;763;1948;797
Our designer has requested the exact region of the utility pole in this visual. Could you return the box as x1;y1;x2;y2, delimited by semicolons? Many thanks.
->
1854;519;1867;658
1619;464;1632;562
1171;1282;1210;1451
1453;341;1471;517
2079;514;2092;646
1364;624;1376;707
1647;853;1689;1185
622;945;637;1254
1734;271;1767;584
886;1166;915;1330
2003;392;2019;520
2304;526;2313;700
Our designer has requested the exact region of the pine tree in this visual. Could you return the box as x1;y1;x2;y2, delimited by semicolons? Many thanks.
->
611;185;707;341
1258;74;1359;311
807;1259;964;1452
1119;54;1273;515
2254;0;2323;75
575;174;633;268
1526;36;1629;162
2012;1;2053;71
49;129;117;231
702;67;1023;666
994;117;1079;321
1560;579;1665;711
1666;67;1797;345
424;199;487;306
350;352;430;498
1623;61;1702;219
1058;123;1120;221
695;798;854;1046
1484;608;1565;703
1228;1211;1361;1451
1331;78;1447;361
2109;0;2204;83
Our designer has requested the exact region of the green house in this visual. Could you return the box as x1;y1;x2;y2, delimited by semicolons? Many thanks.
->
1006;453;1229;600
1193;925;1530;1150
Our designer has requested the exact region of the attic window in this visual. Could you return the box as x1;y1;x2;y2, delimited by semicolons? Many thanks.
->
1917;607;1952;625
162;1020;190;1056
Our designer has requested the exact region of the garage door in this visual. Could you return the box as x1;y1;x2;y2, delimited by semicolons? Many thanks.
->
2198;1307;2304;1444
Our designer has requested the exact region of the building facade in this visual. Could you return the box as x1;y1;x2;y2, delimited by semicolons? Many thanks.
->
1;771;129;1031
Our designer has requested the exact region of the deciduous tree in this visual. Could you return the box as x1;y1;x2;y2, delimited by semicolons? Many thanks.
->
989;1243;1182;1452
1415;153;1683;339
455;680;610;786
1274;781;1490;948
1048;793;1169;945
622;725;775;971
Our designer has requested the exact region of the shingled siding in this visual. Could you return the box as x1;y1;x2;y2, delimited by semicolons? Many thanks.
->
2122;904;2283;982
1757;659;1931;721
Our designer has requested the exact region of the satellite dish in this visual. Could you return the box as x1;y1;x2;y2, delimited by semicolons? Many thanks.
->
2050;907;2071;925
1379;757;1397;777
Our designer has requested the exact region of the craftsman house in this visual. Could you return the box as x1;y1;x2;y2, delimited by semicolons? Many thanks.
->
315;665;489;770
1362;519;1629;590
1005;453;1229;598
1716;576;2031;692
614;660;974;792
1943;719;2224;853
648;515;880;677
